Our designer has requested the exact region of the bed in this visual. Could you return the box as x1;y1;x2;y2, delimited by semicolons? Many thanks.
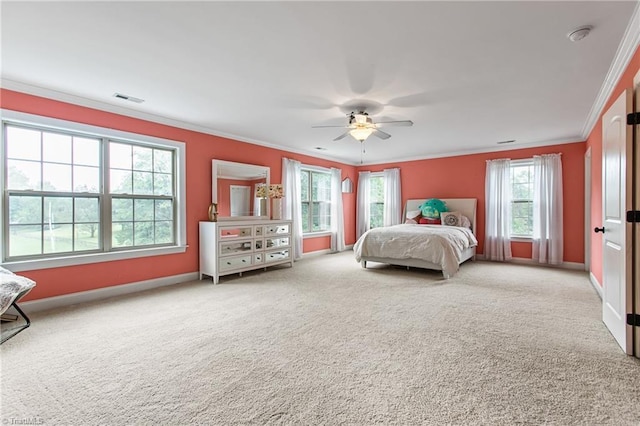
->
353;198;478;279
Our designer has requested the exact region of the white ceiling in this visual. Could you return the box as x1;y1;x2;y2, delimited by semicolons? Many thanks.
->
2;1;638;165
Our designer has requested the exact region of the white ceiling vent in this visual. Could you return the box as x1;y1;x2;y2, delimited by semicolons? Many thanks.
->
113;93;145;103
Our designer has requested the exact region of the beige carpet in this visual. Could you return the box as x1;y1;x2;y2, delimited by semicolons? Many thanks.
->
1;253;639;425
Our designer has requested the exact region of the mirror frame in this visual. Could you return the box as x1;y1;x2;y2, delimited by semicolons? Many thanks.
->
212;159;270;221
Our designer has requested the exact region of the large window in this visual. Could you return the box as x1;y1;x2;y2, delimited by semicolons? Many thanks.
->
510;160;534;237
2;112;186;268
301;168;331;233
369;174;384;229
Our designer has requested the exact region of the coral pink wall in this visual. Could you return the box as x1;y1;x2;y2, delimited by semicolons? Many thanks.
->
586;44;640;285
358;141;586;263
1;89;357;301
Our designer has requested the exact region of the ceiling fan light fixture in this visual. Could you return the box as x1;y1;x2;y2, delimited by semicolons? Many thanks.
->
350;127;373;142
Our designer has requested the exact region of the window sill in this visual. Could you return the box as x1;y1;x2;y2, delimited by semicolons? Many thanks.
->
510;236;533;242
2;245;189;273
303;231;332;239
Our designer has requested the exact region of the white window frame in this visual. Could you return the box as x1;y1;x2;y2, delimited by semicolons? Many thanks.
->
0;110;187;272
509;158;534;240
301;164;332;237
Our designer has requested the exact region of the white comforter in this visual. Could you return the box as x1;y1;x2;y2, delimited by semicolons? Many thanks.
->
353;224;478;278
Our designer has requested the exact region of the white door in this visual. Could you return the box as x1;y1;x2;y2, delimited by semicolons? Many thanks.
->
230;185;250;217
601;89;632;354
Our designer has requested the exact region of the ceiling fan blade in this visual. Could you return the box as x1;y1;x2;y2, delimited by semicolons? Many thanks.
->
372;129;391;140
311;124;349;128
333;131;350;141
375;120;413;127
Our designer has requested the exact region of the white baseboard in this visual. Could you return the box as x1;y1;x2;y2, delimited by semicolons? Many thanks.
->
301;245;354;259
21;272;199;313
475;255;585;271
589;272;603;299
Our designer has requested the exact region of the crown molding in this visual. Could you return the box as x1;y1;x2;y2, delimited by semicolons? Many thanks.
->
0;79;358;166
581;1;640;139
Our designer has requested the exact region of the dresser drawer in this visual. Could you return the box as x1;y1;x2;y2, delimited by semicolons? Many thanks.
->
265;249;290;263
265;237;289;249
254;253;264;264
219;226;252;239
264;223;290;236
219;240;253;256
219;255;252;272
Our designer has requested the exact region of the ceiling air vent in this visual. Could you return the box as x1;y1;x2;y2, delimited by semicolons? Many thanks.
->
113;93;145;103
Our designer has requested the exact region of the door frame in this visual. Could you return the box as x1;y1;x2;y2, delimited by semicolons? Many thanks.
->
585;147;591;273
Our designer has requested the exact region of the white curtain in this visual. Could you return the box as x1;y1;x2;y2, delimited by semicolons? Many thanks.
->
383;168;402;227
533;153;563;264
330;168;346;252
484;158;512;261
282;157;303;260
356;171;371;239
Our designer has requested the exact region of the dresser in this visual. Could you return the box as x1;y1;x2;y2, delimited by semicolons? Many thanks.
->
199;219;293;284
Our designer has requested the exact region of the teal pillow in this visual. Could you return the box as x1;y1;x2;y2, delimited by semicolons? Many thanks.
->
418;198;448;219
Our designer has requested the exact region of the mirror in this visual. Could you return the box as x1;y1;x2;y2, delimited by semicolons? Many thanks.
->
212;160;270;220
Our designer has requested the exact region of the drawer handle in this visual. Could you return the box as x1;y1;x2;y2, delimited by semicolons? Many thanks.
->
242;259;246;262
226;262;231;265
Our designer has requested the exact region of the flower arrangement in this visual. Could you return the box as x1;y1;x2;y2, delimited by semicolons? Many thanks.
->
269;184;283;199
255;183;267;198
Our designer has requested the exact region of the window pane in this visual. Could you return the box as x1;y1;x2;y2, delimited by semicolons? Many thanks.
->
9;195;42;225
7;160;41;190
75;197;100;222
134;222;154;246
155;221;173;244
370;177;384;203
43;132;72;164
133;146;153;171
112;198;133;221
110;142;132;169
134;199;154;221
301;202;310;232
112;222;133;247
110;170;132;193
313;172;331;202
43;163;72;192
8;225;42;257
155;200;173;220
154;149;172;173
74;137;100;166
43;224;73;254
370;203;384;228
75;224;100;250
6;126;41;161
301;171;309;201
154;173;172;196
133;171;153;195
74;165;100;192
44;197;73;223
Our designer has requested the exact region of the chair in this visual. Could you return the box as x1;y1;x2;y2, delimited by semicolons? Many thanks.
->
1;267;36;344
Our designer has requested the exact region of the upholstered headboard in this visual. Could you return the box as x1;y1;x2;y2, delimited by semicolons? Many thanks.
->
403;198;478;233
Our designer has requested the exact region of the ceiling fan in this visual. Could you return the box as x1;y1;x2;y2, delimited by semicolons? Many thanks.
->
312;111;413;142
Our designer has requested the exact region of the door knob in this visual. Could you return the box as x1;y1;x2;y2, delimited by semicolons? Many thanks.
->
594;227;605;233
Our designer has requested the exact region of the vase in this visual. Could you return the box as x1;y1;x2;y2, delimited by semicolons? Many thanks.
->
258;198;268;216
271;198;283;220
208;203;218;222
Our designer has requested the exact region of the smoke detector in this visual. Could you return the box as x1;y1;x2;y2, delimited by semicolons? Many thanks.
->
567;26;592;42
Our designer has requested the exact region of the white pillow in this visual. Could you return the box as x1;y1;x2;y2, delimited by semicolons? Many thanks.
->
405;209;421;224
